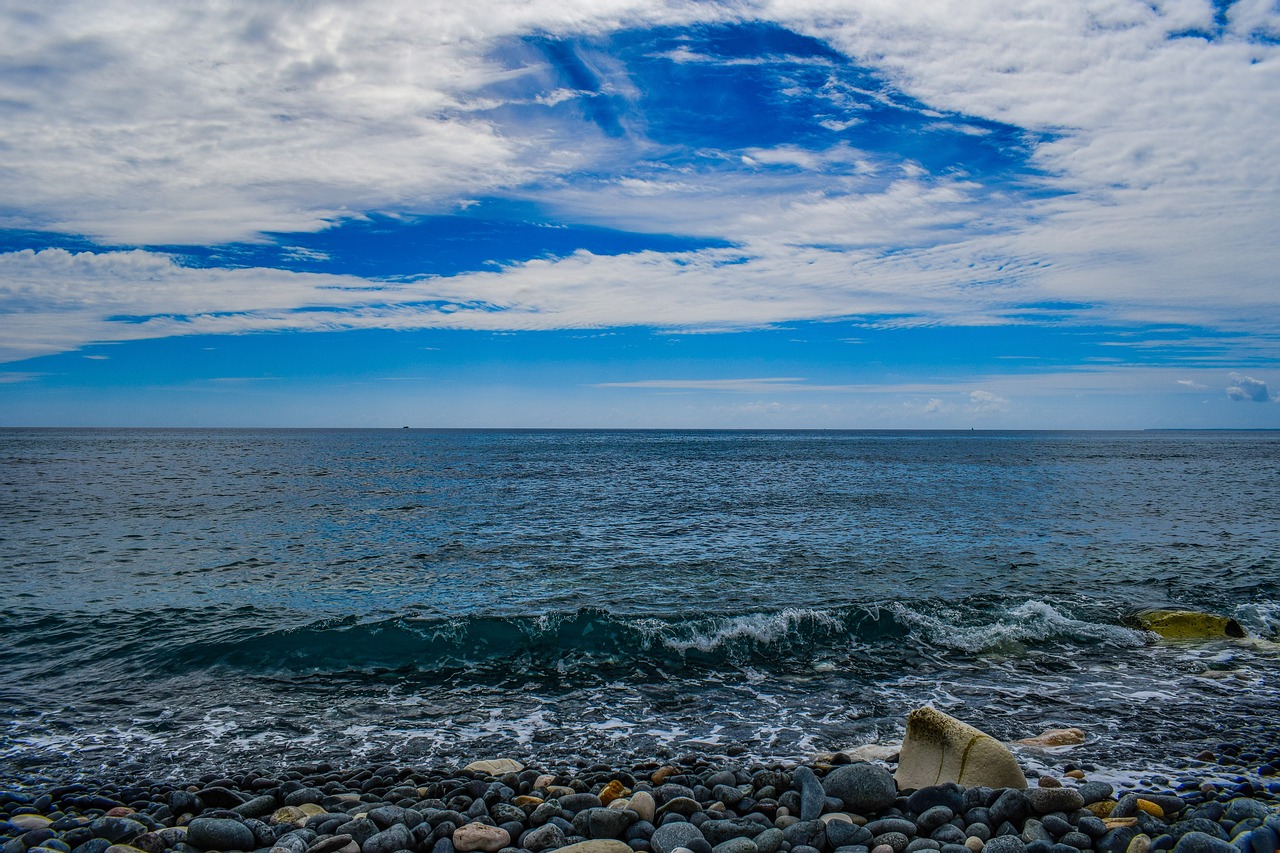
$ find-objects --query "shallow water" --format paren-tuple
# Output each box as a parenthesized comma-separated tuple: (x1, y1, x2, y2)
(1, 429, 1277, 785)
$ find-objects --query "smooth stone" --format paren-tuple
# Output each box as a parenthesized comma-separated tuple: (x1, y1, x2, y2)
(965, 840, 984, 853)
(1077, 785, 1116, 807)
(9, 817, 54, 831)
(453, 824, 510, 853)
(335, 818, 377, 845)
(918, 809, 955, 835)
(652, 824, 707, 853)
(823, 764, 897, 813)
(873, 846, 896, 853)
(906, 841, 940, 853)
(1224, 802, 1271, 824)
(932, 827, 966, 846)
(867, 821, 917, 839)
(1170, 833, 1236, 853)
(712, 840, 758, 853)
(896, 708, 1027, 791)
(985, 839, 1028, 853)
(873, 834, 911, 853)
(1028, 789, 1085, 816)
(553, 842, 634, 853)
(186, 819, 255, 852)
(793, 768, 825, 823)
(630, 793, 657, 824)
(304, 836, 354, 853)
(522, 824, 566, 852)
(909, 786, 967, 817)
(578, 808, 634, 840)
(563, 795, 607, 814)
(754, 829, 785, 853)
(464, 760, 525, 776)
(657, 799, 702, 819)
(89, 820, 148, 846)
(364, 824, 414, 853)
(990, 792, 1030, 829)
(232, 797, 278, 820)
(283, 790, 325, 808)
(828, 823, 875, 848)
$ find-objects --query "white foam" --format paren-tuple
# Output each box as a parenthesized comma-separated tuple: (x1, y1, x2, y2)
(892, 599, 1149, 653)
(657, 608, 845, 653)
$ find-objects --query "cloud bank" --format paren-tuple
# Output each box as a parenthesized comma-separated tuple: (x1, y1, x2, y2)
(0, 0, 1278, 365)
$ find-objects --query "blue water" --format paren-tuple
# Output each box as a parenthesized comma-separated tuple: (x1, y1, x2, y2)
(1, 429, 1277, 785)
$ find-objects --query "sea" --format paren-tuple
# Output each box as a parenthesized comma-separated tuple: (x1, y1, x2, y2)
(1, 429, 1278, 788)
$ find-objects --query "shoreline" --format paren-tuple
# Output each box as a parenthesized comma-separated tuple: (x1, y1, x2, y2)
(3, 749, 1277, 853)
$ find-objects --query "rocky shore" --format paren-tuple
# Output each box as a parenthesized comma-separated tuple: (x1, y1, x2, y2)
(3, 752, 1277, 853)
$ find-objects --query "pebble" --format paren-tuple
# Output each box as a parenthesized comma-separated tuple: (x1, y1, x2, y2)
(1, 751, 1277, 853)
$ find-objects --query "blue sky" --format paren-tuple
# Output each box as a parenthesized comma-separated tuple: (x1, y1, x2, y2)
(1, 1, 1278, 427)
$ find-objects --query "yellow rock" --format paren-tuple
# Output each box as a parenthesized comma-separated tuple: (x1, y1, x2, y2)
(270, 806, 309, 826)
(513, 796, 544, 808)
(1135, 610, 1245, 640)
(298, 803, 326, 817)
(895, 707, 1027, 791)
(1087, 800, 1118, 818)
(1126, 834, 1151, 853)
(598, 780, 629, 805)
(1104, 818, 1139, 830)
(1065, 770, 1087, 780)
(1014, 728, 1087, 747)
(1135, 800, 1164, 819)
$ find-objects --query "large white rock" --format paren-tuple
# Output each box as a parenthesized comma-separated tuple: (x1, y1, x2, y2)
(895, 707, 1027, 791)
(463, 758, 525, 775)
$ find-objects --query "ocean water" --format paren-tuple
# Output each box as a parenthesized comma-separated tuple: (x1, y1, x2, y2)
(1, 428, 1278, 786)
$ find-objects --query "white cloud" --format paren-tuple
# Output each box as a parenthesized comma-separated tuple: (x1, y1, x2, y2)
(967, 389, 1011, 413)
(0, 0, 1278, 364)
(1226, 372, 1274, 402)
(1176, 378, 1209, 390)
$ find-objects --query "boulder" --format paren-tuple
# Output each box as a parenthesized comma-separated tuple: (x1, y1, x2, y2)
(1134, 610, 1244, 640)
(895, 708, 1026, 791)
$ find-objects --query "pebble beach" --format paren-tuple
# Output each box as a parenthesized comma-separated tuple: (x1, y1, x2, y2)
(4, 743, 1279, 853)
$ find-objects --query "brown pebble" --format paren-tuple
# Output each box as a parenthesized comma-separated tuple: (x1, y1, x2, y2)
(105, 807, 136, 817)
(965, 837, 985, 852)
(651, 766, 680, 785)
(1104, 818, 1139, 830)
(599, 780, 628, 805)
(1065, 770, 1086, 780)
(513, 796, 543, 808)
(1038, 777, 1062, 788)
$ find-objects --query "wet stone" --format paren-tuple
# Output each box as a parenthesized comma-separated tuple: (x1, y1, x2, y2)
(186, 819, 254, 852)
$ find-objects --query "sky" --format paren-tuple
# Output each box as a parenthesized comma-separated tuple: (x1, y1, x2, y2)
(1, 0, 1278, 428)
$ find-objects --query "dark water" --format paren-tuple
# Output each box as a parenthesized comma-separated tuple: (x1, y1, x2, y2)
(1, 429, 1278, 786)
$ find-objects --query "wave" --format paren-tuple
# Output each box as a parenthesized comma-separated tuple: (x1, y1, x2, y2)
(0, 597, 1183, 685)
